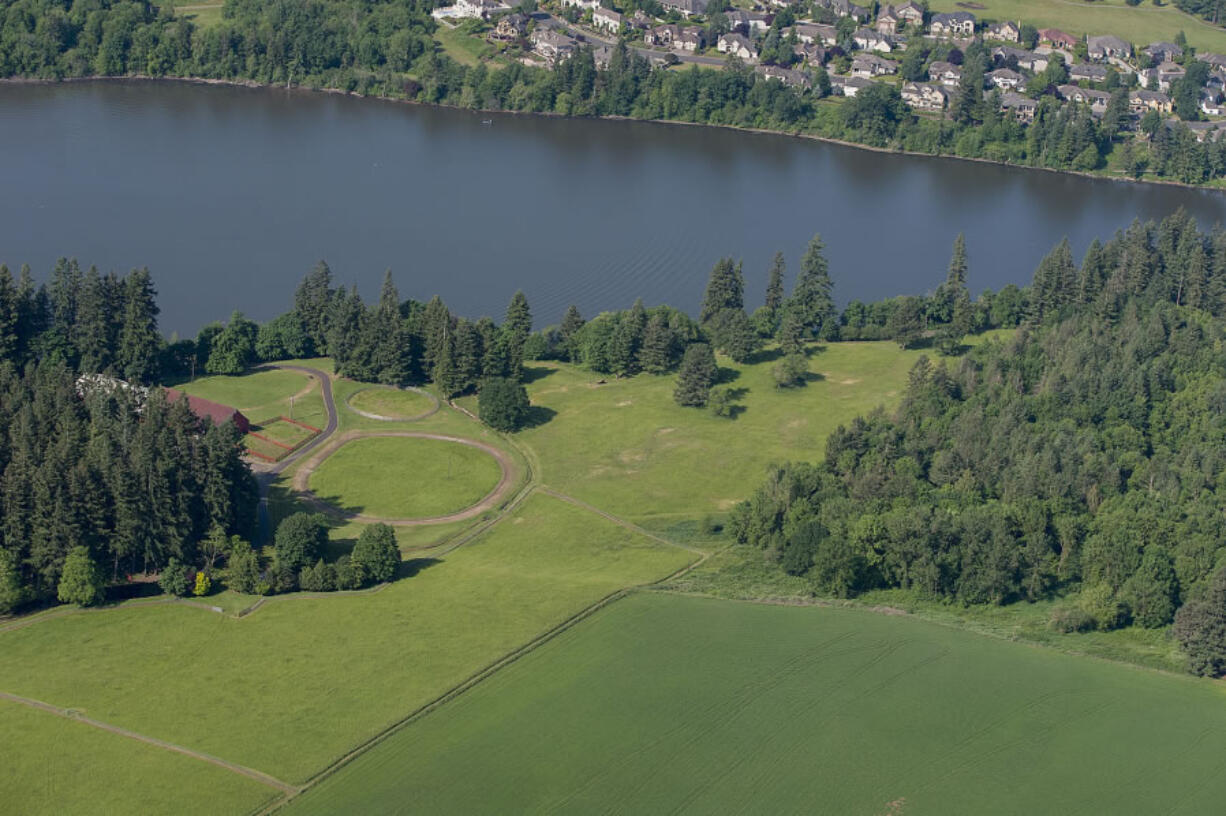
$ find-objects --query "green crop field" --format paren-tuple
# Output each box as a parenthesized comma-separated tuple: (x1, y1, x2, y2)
(0, 700, 275, 816)
(253, 418, 318, 448)
(519, 341, 930, 524)
(286, 591, 1226, 816)
(929, 0, 1226, 54)
(348, 387, 436, 419)
(0, 494, 694, 787)
(308, 436, 504, 518)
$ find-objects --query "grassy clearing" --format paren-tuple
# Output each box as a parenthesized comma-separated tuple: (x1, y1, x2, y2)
(0, 700, 275, 816)
(285, 591, 1226, 816)
(435, 25, 495, 67)
(174, 1, 224, 28)
(348, 387, 436, 419)
(175, 367, 327, 428)
(519, 341, 930, 524)
(929, 0, 1226, 54)
(254, 418, 319, 448)
(0, 493, 694, 783)
(308, 436, 504, 518)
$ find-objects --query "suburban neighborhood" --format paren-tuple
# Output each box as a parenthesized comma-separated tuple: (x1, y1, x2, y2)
(431, 0, 1226, 142)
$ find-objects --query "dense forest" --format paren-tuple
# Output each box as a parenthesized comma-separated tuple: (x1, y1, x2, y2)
(6, 0, 1226, 183)
(731, 210, 1226, 676)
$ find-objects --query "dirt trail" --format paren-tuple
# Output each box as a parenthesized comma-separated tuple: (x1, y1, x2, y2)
(0, 690, 298, 794)
(291, 431, 517, 526)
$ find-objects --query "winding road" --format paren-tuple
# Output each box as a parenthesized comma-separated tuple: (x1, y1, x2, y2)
(253, 366, 516, 537)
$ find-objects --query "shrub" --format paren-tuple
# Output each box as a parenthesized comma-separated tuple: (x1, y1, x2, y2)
(226, 540, 262, 594)
(1078, 583, 1129, 631)
(1049, 606, 1096, 633)
(0, 549, 27, 615)
(192, 571, 212, 597)
(772, 353, 808, 388)
(299, 559, 337, 592)
(274, 512, 329, 572)
(158, 559, 192, 597)
(708, 386, 736, 418)
(479, 377, 531, 432)
(57, 547, 105, 607)
(335, 555, 366, 591)
(351, 524, 401, 585)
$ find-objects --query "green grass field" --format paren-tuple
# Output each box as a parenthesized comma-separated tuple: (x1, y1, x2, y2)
(286, 591, 1226, 815)
(0, 494, 693, 786)
(175, 367, 326, 428)
(254, 417, 319, 447)
(519, 342, 928, 524)
(347, 387, 436, 419)
(930, 0, 1226, 54)
(0, 700, 275, 815)
(307, 436, 504, 518)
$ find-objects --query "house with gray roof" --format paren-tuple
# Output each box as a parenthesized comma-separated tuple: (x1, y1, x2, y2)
(1087, 35, 1133, 61)
(930, 11, 975, 38)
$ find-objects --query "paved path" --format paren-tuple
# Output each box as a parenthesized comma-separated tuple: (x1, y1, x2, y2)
(0, 690, 297, 794)
(291, 431, 517, 526)
(254, 364, 338, 542)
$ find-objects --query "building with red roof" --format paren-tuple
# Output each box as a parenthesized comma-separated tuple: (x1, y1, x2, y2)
(164, 388, 251, 434)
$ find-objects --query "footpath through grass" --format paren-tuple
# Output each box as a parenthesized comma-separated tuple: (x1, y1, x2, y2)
(0, 493, 693, 785)
(286, 591, 1226, 816)
(0, 699, 275, 816)
(929, 0, 1226, 54)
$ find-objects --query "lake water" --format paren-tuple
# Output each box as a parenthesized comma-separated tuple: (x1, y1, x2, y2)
(2, 79, 1225, 335)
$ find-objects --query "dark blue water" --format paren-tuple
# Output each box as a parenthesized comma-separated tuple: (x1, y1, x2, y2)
(2, 79, 1224, 335)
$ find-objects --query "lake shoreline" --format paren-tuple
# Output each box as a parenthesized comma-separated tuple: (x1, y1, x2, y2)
(4, 73, 1223, 195)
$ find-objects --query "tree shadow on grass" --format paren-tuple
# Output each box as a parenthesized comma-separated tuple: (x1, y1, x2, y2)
(520, 405, 557, 430)
(521, 365, 556, 384)
(714, 366, 741, 385)
(400, 557, 442, 579)
(803, 370, 825, 384)
(746, 347, 783, 365)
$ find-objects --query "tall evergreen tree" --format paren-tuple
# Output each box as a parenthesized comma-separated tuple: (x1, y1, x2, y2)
(502, 291, 533, 381)
(419, 296, 452, 375)
(368, 270, 413, 385)
(765, 252, 786, 314)
(293, 261, 334, 355)
(116, 268, 161, 383)
(1031, 239, 1077, 321)
(74, 266, 113, 373)
(790, 234, 836, 339)
(638, 312, 678, 374)
(674, 343, 717, 407)
(700, 258, 745, 324)
(559, 305, 585, 362)
(0, 265, 17, 364)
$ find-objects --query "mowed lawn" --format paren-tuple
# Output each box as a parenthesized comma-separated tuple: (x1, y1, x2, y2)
(308, 436, 504, 518)
(519, 341, 929, 523)
(0, 700, 276, 816)
(929, 0, 1226, 54)
(0, 494, 695, 785)
(286, 592, 1226, 816)
(175, 367, 326, 428)
(348, 387, 436, 419)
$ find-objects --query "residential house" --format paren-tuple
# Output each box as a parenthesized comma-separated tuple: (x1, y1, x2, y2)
(793, 42, 827, 66)
(853, 27, 893, 53)
(852, 54, 898, 78)
(830, 74, 873, 96)
(930, 11, 975, 39)
(1186, 120, 1226, 141)
(1038, 28, 1077, 49)
(726, 10, 771, 35)
(591, 44, 614, 69)
(530, 28, 578, 65)
(928, 60, 962, 87)
(1201, 94, 1225, 117)
(1069, 64, 1108, 83)
(660, 0, 707, 17)
(1087, 35, 1132, 61)
(164, 389, 251, 434)
(560, 0, 600, 9)
(992, 46, 1047, 73)
(816, 0, 869, 22)
(986, 21, 1021, 43)
(1129, 89, 1173, 113)
(792, 23, 837, 46)
(1198, 52, 1226, 70)
(431, 0, 510, 20)
(895, 0, 924, 26)
(490, 12, 528, 40)
(1058, 84, 1111, 116)
(988, 68, 1024, 90)
(755, 64, 813, 88)
(675, 27, 705, 51)
(718, 32, 758, 60)
(901, 81, 949, 110)
(1144, 42, 1183, 64)
(592, 7, 624, 34)
(876, 5, 900, 36)
(1156, 60, 1186, 90)
(1000, 91, 1038, 121)
(644, 24, 679, 46)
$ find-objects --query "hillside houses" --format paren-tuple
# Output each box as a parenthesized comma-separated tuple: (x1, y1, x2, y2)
(852, 54, 898, 78)
(930, 11, 975, 39)
(1039, 28, 1077, 49)
(991, 46, 1048, 73)
(986, 21, 1020, 43)
(755, 64, 812, 88)
(726, 10, 771, 35)
(902, 81, 949, 111)
(1130, 89, 1173, 113)
(592, 7, 624, 34)
(1069, 64, 1108, 84)
(431, 0, 509, 20)
(792, 23, 836, 46)
(1000, 91, 1037, 121)
(988, 68, 1024, 91)
(928, 60, 962, 87)
(659, 0, 707, 17)
(1088, 35, 1132, 61)
(717, 33, 757, 60)
(853, 28, 894, 53)
(1144, 42, 1183, 64)
(814, 0, 869, 21)
(1058, 85, 1111, 116)
(529, 28, 577, 66)
(830, 75, 873, 96)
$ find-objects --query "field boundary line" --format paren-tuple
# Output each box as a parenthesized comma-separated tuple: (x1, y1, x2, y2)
(0, 596, 227, 635)
(537, 486, 708, 556)
(0, 690, 298, 794)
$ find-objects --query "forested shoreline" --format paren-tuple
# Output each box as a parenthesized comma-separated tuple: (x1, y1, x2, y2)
(6, 0, 1226, 186)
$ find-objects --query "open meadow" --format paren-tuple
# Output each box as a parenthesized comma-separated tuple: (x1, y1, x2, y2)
(929, 0, 1226, 54)
(286, 591, 1226, 816)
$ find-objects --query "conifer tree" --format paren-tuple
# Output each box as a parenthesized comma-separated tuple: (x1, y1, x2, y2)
(452, 319, 483, 393)
(700, 258, 745, 324)
(74, 266, 113, 373)
(777, 308, 807, 357)
(502, 291, 533, 381)
(117, 268, 161, 383)
(293, 261, 334, 355)
(0, 265, 17, 364)
(674, 343, 717, 407)
(638, 312, 678, 374)
(791, 234, 836, 339)
(369, 270, 412, 385)
(765, 252, 786, 315)
(420, 296, 452, 375)
(559, 305, 585, 362)
(1077, 239, 1108, 305)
